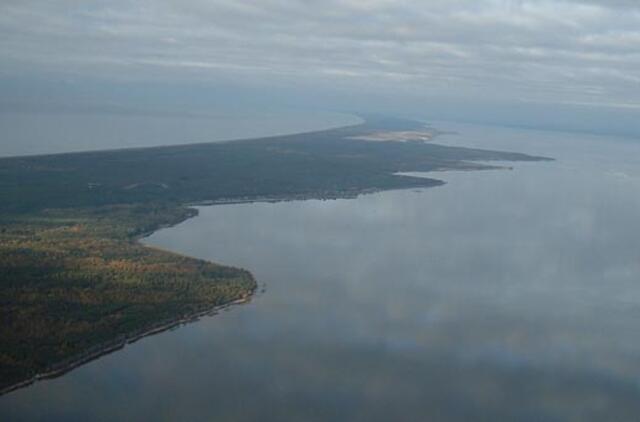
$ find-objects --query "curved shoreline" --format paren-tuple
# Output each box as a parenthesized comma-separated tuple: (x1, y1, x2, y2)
(0, 288, 255, 397)
(0, 183, 438, 398)
(0, 179, 465, 398)
(0, 204, 258, 398)
(0, 117, 550, 398)
(0, 183, 442, 398)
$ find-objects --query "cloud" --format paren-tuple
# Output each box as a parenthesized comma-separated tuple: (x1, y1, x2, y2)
(1, 0, 640, 112)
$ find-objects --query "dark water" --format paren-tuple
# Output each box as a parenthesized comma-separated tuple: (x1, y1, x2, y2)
(0, 110, 359, 157)
(3, 122, 640, 421)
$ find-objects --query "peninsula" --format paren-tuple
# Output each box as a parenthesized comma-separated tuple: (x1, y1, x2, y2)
(0, 116, 550, 394)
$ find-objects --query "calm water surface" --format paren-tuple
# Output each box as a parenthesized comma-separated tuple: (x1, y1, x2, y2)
(0, 109, 359, 157)
(3, 122, 640, 421)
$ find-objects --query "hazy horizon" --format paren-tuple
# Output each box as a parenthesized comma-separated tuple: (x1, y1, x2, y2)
(0, 108, 361, 157)
(3, 1, 640, 143)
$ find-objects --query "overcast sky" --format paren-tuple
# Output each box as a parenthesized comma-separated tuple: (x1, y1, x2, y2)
(2, 0, 640, 135)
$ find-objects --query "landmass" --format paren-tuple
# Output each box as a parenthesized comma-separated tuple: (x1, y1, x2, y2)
(0, 116, 551, 394)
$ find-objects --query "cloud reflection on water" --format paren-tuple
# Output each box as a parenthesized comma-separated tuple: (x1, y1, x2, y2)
(3, 122, 640, 420)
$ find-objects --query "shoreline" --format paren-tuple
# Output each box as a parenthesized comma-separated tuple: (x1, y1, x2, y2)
(0, 117, 550, 397)
(0, 185, 413, 397)
(1, 183, 445, 397)
(0, 291, 255, 397)
(0, 161, 530, 398)
(0, 202, 257, 398)
(187, 183, 446, 208)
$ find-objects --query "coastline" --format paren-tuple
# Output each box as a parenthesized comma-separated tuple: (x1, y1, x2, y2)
(1, 182, 442, 397)
(0, 117, 552, 398)
(0, 203, 257, 398)
(0, 180, 448, 397)
(188, 183, 446, 208)
(0, 292, 255, 397)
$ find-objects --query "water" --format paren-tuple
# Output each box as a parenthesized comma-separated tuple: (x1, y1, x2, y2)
(3, 122, 640, 420)
(0, 109, 359, 157)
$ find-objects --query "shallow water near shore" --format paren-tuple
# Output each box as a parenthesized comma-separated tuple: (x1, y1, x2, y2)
(3, 121, 640, 420)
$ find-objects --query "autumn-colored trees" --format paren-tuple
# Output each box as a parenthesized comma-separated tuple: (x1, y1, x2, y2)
(0, 204, 255, 392)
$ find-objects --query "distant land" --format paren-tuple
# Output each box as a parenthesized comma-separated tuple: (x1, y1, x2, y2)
(0, 116, 551, 394)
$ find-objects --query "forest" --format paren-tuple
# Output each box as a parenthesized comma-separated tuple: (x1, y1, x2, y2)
(0, 204, 255, 392)
(0, 116, 548, 214)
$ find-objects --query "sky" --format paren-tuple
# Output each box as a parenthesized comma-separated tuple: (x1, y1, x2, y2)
(2, 0, 640, 137)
